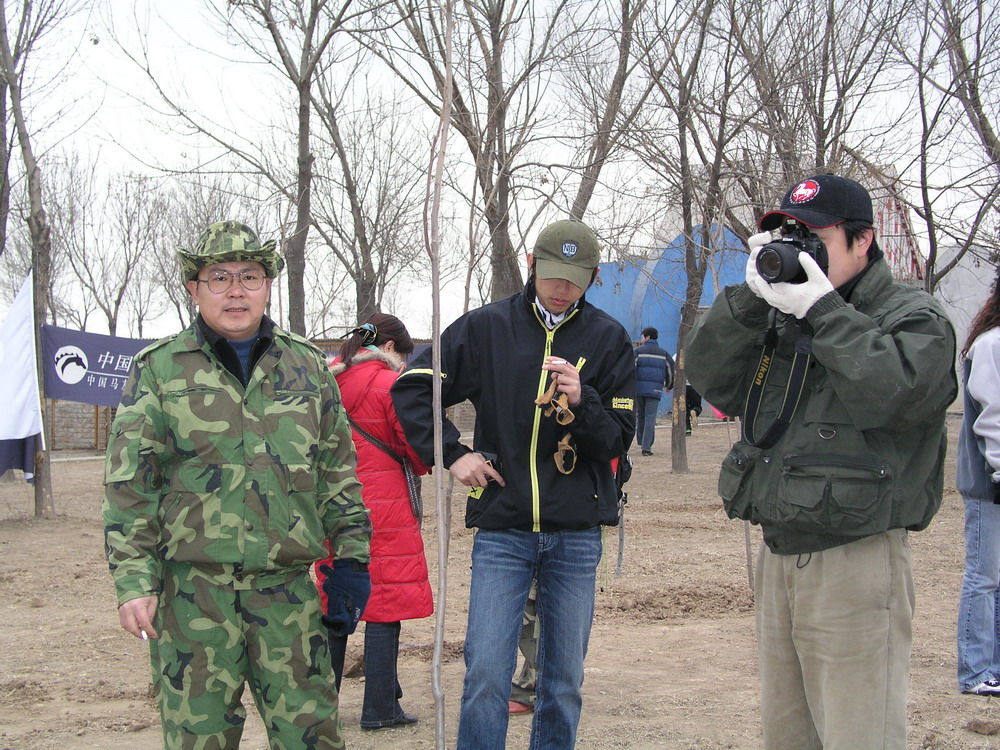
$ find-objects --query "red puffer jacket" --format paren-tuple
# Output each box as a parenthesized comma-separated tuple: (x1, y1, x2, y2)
(315, 350, 433, 623)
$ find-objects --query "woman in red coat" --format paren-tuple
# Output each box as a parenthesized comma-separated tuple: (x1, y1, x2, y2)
(315, 314, 432, 729)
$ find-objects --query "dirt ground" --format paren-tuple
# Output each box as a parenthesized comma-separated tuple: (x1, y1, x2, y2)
(3, 412, 1000, 749)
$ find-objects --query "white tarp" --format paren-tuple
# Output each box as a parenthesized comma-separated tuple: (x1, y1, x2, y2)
(0, 271, 42, 440)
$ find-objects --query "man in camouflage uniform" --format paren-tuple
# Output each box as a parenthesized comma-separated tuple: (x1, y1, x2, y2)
(103, 221, 372, 750)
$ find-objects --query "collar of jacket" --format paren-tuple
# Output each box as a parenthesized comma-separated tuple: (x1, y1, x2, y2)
(330, 347, 404, 377)
(191, 314, 276, 385)
(520, 276, 588, 325)
(837, 252, 891, 310)
(835, 244, 885, 304)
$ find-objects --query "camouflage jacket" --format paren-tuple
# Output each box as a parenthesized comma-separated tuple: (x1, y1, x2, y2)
(103, 316, 370, 606)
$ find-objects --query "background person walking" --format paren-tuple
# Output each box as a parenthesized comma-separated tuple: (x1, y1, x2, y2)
(634, 327, 674, 456)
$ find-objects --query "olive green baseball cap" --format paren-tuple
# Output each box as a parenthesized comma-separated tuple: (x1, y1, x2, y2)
(532, 219, 601, 290)
(177, 220, 284, 282)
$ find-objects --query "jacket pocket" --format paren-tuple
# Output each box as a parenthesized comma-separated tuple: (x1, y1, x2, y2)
(775, 454, 892, 536)
(280, 465, 316, 541)
(465, 481, 502, 528)
(718, 445, 758, 521)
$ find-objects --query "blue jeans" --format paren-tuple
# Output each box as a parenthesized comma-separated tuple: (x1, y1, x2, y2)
(635, 396, 660, 452)
(958, 497, 1000, 691)
(456, 527, 602, 750)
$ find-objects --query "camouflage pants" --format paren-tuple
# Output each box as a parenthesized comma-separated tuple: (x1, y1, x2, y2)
(150, 563, 343, 750)
(509, 579, 538, 706)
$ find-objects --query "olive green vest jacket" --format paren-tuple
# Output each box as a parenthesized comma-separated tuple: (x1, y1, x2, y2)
(687, 259, 957, 555)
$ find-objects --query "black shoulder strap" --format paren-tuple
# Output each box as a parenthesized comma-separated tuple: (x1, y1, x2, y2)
(742, 323, 812, 449)
(346, 413, 404, 466)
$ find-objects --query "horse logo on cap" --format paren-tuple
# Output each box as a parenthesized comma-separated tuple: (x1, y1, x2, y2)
(562, 242, 578, 258)
(790, 180, 820, 204)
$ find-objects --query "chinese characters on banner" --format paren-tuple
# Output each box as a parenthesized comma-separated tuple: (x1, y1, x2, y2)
(41, 325, 152, 408)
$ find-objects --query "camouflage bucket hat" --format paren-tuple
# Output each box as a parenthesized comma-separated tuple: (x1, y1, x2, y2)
(177, 221, 284, 282)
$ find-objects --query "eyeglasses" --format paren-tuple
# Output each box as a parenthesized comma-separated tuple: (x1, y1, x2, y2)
(195, 270, 266, 294)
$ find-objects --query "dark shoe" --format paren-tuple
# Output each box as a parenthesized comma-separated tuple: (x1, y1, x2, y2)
(964, 679, 1000, 696)
(641, 450, 653, 456)
(508, 700, 534, 715)
(361, 712, 419, 730)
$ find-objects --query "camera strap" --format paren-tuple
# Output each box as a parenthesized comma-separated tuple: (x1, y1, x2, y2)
(742, 323, 812, 449)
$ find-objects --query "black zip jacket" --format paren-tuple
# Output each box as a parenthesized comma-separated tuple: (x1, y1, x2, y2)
(391, 281, 637, 532)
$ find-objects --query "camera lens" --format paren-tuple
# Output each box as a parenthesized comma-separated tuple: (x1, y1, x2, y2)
(755, 240, 805, 283)
(756, 248, 784, 282)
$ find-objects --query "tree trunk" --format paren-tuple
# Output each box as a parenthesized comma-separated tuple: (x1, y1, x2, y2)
(286, 81, 312, 335)
(487, 214, 522, 301)
(355, 276, 378, 324)
(0, 9, 55, 516)
(0, 85, 9, 257)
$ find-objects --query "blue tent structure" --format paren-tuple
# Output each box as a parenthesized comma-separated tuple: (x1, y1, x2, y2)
(586, 224, 747, 415)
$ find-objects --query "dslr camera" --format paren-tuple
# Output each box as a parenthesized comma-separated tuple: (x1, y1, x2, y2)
(755, 222, 829, 284)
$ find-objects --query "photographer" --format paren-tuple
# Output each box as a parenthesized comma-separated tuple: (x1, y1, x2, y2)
(687, 174, 957, 749)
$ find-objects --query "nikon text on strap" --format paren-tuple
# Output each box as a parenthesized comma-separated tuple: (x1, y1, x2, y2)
(742, 324, 812, 449)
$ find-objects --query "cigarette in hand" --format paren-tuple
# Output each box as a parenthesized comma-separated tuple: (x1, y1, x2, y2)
(549, 359, 567, 365)
(141, 630, 149, 641)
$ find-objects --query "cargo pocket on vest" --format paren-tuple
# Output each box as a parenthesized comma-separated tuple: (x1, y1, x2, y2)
(776, 454, 892, 536)
(718, 445, 758, 521)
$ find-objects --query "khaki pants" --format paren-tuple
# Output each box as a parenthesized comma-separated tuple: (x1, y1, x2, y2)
(756, 530, 913, 750)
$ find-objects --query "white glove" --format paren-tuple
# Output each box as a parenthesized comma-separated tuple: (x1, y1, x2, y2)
(757, 251, 834, 319)
(745, 231, 772, 298)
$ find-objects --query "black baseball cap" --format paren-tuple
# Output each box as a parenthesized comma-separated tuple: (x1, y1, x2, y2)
(759, 174, 874, 231)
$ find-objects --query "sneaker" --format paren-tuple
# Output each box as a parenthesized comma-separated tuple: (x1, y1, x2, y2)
(964, 679, 1000, 696)
(641, 450, 653, 456)
(685, 429, 692, 436)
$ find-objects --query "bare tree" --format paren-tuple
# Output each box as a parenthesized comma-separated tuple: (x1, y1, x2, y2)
(0, 61, 9, 257)
(364, 0, 596, 301)
(110, 0, 415, 332)
(46, 151, 101, 329)
(309, 81, 429, 324)
(61, 171, 161, 336)
(714, 0, 908, 240)
(222, 0, 394, 334)
(555, 0, 651, 222)
(0, 0, 90, 516)
(617, 0, 906, 470)
(886, 0, 1000, 291)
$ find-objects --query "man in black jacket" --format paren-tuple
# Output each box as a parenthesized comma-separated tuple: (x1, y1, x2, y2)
(392, 219, 636, 750)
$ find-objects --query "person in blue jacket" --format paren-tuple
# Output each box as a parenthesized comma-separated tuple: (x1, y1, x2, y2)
(634, 327, 674, 456)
